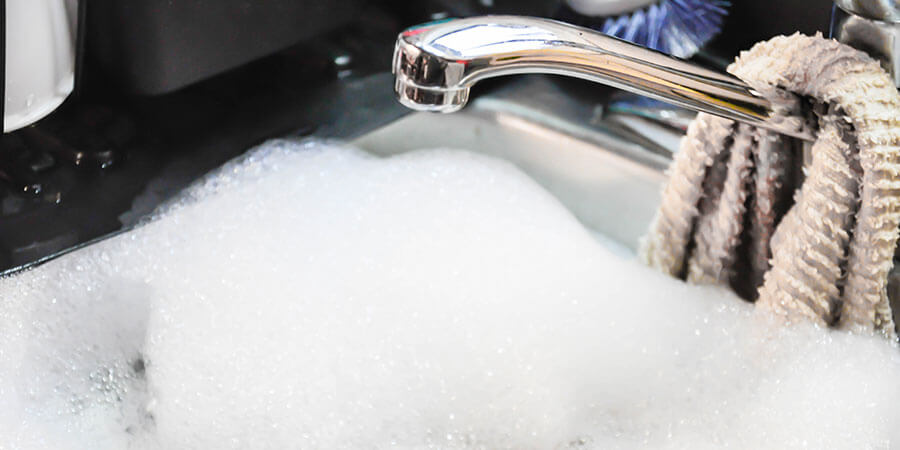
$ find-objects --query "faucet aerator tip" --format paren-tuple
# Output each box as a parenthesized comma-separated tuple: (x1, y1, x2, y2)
(394, 78, 469, 113)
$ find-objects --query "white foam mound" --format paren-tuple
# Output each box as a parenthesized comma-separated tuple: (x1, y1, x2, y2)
(2, 140, 900, 449)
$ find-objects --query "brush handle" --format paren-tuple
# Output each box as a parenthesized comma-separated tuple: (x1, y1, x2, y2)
(565, 0, 659, 16)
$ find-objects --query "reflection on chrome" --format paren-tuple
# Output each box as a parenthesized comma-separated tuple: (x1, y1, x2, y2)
(392, 16, 816, 142)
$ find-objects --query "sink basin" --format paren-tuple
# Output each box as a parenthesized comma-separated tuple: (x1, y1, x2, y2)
(0, 73, 717, 449)
(353, 77, 670, 251)
(0, 73, 674, 277)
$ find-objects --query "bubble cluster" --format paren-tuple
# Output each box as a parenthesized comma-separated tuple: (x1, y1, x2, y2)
(1, 140, 899, 449)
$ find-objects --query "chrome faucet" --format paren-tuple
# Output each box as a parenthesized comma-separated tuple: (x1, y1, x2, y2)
(392, 16, 816, 142)
(832, 1, 900, 87)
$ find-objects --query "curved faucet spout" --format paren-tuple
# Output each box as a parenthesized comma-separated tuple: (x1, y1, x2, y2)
(392, 16, 815, 142)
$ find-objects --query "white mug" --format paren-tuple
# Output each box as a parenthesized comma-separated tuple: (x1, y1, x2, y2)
(4, 0, 77, 132)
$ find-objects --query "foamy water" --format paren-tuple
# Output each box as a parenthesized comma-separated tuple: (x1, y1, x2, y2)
(2, 140, 900, 449)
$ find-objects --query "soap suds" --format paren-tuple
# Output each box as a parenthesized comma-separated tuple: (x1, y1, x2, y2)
(2, 140, 900, 449)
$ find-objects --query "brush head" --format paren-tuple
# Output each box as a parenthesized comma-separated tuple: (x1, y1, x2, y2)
(559, 0, 730, 58)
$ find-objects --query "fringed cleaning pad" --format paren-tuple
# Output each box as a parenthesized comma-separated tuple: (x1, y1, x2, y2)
(641, 33, 900, 339)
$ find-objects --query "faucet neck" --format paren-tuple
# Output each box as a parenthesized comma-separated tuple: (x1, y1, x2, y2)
(393, 16, 815, 141)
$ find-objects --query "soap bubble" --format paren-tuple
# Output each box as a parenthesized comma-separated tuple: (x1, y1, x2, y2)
(1, 139, 899, 449)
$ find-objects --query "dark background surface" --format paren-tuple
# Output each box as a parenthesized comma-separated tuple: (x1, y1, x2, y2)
(712, 0, 835, 56)
(85, 0, 839, 95)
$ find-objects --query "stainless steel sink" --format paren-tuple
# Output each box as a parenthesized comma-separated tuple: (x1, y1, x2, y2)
(353, 76, 671, 251)
(1, 74, 676, 275)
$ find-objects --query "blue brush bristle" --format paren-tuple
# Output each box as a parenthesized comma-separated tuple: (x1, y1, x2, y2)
(598, 0, 730, 58)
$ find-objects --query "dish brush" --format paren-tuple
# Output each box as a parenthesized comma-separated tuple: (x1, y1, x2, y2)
(557, 0, 730, 58)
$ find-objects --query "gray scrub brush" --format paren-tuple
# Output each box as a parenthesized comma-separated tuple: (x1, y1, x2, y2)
(556, 0, 730, 58)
